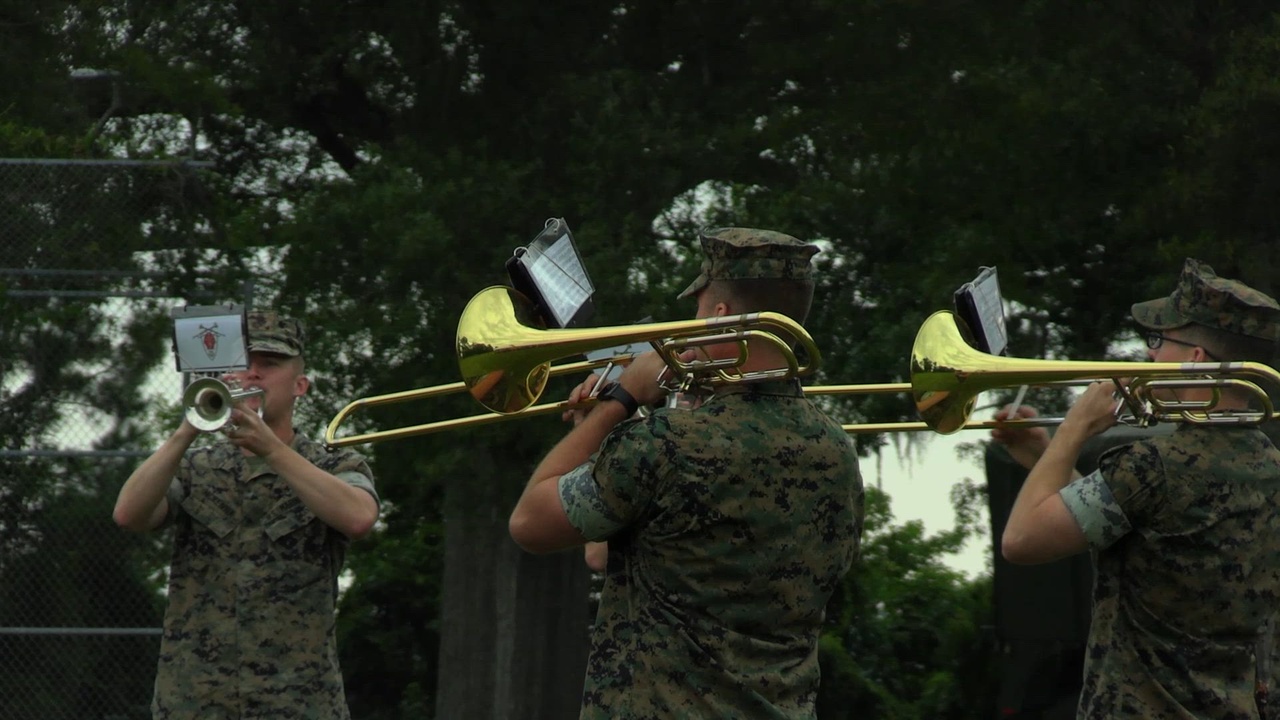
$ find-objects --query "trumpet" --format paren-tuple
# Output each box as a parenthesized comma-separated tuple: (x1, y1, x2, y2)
(324, 286, 820, 448)
(835, 310, 1280, 434)
(182, 377, 263, 432)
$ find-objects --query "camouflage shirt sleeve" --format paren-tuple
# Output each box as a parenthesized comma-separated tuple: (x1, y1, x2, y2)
(1096, 440, 1167, 526)
(296, 437, 379, 507)
(1059, 469, 1133, 549)
(557, 418, 665, 541)
(161, 448, 201, 526)
(337, 470, 378, 506)
(1060, 441, 1166, 549)
(558, 460, 625, 541)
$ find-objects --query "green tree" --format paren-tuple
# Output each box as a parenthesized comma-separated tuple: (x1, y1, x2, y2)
(818, 481, 996, 720)
(12, 1, 1280, 717)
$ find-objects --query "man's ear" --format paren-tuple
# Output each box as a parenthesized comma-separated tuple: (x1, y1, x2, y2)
(294, 374, 311, 398)
(714, 301, 731, 317)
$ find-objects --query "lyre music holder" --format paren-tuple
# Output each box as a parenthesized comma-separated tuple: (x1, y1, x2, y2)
(170, 304, 251, 374)
(953, 266, 1009, 357)
(504, 217, 596, 329)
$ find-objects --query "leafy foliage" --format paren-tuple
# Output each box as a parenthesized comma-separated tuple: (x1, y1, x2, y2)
(819, 485, 996, 719)
(6, 1, 1280, 717)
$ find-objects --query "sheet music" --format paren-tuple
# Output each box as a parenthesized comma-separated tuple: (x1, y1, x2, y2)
(972, 277, 1007, 356)
(956, 267, 1008, 356)
(525, 231, 593, 327)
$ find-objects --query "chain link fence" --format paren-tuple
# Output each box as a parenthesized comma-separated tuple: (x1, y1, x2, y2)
(0, 158, 249, 719)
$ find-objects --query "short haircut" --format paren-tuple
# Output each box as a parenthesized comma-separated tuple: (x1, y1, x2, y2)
(1180, 323, 1280, 408)
(1180, 324, 1276, 364)
(702, 277, 815, 325)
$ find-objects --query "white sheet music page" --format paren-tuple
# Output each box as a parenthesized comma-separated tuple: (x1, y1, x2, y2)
(526, 231, 593, 327)
(968, 268, 1008, 357)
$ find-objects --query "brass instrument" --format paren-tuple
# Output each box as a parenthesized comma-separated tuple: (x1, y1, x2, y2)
(325, 300, 1279, 447)
(324, 286, 820, 448)
(182, 377, 263, 432)
(836, 310, 1280, 434)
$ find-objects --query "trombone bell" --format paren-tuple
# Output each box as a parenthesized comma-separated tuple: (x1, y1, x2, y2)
(456, 287, 555, 414)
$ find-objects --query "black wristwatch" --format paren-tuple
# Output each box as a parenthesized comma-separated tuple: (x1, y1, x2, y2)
(597, 381, 640, 417)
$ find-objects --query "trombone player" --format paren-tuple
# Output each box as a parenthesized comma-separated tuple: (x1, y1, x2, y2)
(508, 228, 865, 718)
(996, 258, 1280, 719)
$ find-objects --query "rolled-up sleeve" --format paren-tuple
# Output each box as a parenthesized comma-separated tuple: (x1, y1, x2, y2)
(1059, 469, 1133, 550)
(558, 461, 628, 541)
(558, 419, 663, 541)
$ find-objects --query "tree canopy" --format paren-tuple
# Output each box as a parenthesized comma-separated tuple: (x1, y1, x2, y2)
(4, 1, 1280, 717)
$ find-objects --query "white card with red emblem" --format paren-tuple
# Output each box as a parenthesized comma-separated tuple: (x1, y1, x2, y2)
(170, 305, 250, 373)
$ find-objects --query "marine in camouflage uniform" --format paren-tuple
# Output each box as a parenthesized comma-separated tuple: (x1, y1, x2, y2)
(510, 228, 865, 719)
(999, 259, 1280, 719)
(114, 312, 379, 720)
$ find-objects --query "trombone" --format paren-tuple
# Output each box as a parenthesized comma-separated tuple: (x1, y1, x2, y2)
(324, 286, 821, 448)
(835, 310, 1280, 434)
(325, 298, 1280, 447)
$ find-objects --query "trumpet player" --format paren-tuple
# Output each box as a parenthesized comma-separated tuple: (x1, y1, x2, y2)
(113, 311, 379, 720)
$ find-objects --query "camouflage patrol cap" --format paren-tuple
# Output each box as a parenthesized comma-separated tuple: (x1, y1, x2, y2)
(246, 311, 306, 357)
(1131, 258, 1280, 340)
(676, 227, 819, 299)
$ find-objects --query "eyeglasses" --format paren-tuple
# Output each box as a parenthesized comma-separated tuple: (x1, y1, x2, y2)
(1144, 331, 1217, 360)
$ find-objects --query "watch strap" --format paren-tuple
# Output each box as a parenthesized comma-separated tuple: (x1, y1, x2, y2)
(598, 381, 640, 417)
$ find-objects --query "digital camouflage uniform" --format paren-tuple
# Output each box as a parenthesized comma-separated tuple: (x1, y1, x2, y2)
(1057, 259, 1280, 719)
(152, 312, 378, 720)
(560, 228, 866, 719)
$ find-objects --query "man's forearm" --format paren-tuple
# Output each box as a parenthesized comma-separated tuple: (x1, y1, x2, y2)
(114, 426, 197, 531)
(1006, 424, 1088, 531)
(264, 445, 378, 540)
(508, 400, 630, 552)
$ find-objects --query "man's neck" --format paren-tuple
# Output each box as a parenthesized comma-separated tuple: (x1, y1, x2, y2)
(1175, 387, 1252, 413)
(738, 341, 798, 376)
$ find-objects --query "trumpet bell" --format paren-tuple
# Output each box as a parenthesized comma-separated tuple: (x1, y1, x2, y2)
(181, 377, 264, 432)
(182, 377, 235, 432)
